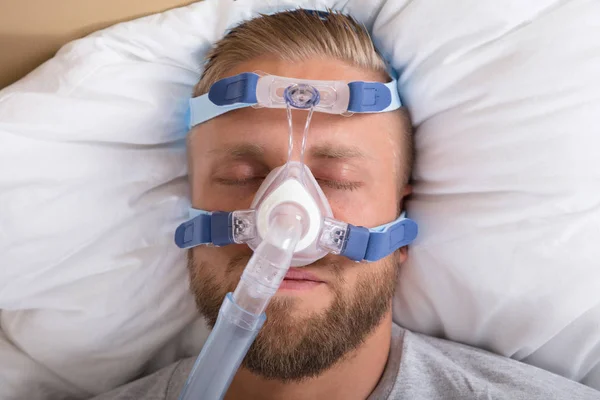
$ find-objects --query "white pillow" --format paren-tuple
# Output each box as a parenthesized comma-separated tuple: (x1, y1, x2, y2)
(0, 1, 382, 399)
(1, 0, 598, 399)
(378, 0, 600, 389)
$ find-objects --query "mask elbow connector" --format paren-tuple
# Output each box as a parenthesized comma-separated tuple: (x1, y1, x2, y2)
(233, 203, 305, 315)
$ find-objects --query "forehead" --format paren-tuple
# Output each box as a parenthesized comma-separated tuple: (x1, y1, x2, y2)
(229, 55, 388, 83)
(189, 56, 401, 158)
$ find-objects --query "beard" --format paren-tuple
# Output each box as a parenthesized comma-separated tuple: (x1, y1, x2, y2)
(188, 250, 398, 383)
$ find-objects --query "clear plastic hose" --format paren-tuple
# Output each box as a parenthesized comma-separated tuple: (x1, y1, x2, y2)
(178, 204, 304, 400)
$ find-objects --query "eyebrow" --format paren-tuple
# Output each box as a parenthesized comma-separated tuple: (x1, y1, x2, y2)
(209, 143, 266, 159)
(309, 144, 369, 160)
(208, 142, 369, 161)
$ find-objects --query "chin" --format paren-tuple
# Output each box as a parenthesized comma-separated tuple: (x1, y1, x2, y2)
(271, 285, 332, 312)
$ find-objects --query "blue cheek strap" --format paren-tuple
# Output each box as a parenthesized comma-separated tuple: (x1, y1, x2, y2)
(175, 209, 417, 263)
(340, 214, 418, 262)
(174, 210, 235, 249)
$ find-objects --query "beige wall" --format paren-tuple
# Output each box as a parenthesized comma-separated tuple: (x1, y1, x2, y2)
(0, 0, 197, 89)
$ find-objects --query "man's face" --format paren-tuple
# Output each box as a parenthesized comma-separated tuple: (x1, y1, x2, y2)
(187, 56, 408, 381)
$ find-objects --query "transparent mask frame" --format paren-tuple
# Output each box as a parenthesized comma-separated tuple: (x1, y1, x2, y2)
(230, 206, 351, 267)
(231, 78, 355, 266)
(251, 71, 355, 117)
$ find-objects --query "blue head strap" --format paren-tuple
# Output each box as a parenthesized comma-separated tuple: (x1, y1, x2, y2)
(188, 72, 402, 129)
(175, 209, 417, 263)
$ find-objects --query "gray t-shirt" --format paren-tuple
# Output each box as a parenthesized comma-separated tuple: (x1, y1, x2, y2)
(91, 324, 599, 400)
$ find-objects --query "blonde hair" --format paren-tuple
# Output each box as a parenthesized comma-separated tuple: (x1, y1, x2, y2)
(194, 9, 388, 96)
(193, 9, 413, 187)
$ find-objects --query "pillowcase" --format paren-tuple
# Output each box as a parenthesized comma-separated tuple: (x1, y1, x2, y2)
(377, 0, 600, 389)
(0, 1, 381, 398)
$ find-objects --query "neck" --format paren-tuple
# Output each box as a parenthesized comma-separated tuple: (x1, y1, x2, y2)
(225, 312, 393, 400)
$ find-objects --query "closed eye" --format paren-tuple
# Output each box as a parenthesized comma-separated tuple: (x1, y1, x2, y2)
(214, 177, 362, 191)
(214, 177, 264, 186)
(317, 179, 363, 191)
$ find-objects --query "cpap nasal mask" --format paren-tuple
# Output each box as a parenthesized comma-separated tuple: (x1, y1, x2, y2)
(175, 71, 418, 266)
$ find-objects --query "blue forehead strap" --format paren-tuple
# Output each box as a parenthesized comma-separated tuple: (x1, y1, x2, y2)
(188, 72, 402, 129)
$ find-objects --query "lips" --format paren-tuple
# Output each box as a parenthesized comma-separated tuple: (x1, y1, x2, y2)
(280, 269, 324, 291)
(283, 269, 323, 282)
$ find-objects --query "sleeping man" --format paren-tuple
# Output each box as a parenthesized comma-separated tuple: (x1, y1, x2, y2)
(93, 10, 599, 400)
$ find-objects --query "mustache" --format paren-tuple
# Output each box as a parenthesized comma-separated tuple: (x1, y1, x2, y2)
(227, 249, 344, 280)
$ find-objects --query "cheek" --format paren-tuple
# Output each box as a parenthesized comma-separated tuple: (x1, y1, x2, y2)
(191, 247, 223, 281)
(191, 244, 251, 282)
(334, 258, 391, 297)
(328, 182, 399, 228)
(197, 187, 256, 212)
